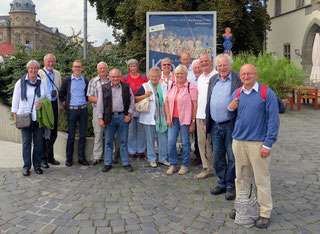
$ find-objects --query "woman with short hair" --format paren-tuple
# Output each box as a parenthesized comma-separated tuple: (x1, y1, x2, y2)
(135, 67, 170, 168)
(160, 57, 175, 85)
(11, 60, 50, 176)
(165, 65, 198, 175)
(121, 59, 148, 157)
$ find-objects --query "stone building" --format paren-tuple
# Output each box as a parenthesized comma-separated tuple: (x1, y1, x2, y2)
(266, 0, 320, 74)
(0, 0, 66, 51)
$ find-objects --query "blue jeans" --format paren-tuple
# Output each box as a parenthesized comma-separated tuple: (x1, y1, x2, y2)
(21, 121, 43, 170)
(66, 108, 88, 162)
(128, 117, 146, 154)
(168, 117, 190, 167)
(210, 120, 235, 189)
(143, 124, 168, 163)
(104, 114, 130, 166)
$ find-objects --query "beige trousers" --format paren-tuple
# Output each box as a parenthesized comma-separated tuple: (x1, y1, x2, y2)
(232, 139, 272, 218)
(196, 119, 213, 172)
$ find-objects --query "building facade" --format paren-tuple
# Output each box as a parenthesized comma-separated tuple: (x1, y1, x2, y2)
(266, 0, 320, 74)
(0, 0, 66, 51)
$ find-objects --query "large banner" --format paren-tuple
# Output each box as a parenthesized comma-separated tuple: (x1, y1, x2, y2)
(146, 12, 216, 73)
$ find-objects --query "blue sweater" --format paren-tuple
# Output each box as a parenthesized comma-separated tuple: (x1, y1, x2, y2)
(228, 84, 280, 148)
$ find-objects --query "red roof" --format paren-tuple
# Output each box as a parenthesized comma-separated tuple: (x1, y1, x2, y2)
(0, 42, 17, 56)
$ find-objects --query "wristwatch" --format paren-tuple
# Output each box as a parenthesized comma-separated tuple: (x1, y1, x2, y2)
(191, 120, 195, 123)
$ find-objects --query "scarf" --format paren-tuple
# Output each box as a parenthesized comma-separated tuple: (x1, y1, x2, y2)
(148, 81, 167, 133)
(20, 74, 41, 101)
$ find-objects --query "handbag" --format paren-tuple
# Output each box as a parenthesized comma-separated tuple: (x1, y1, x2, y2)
(135, 83, 151, 113)
(16, 93, 36, 129)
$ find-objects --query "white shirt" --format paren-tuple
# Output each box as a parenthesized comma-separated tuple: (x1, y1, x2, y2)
(138, 82, 167, 125)
(11, 75, 50, 121)
(196, 69, 218, 119)
(242, 82, 259, 95)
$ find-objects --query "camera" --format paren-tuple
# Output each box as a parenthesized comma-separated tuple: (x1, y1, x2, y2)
(51, 90, 57, 98)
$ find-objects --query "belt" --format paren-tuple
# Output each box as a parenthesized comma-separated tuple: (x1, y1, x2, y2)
(113, 111, 124, 115)
(215, 120, 232, 125)
(69, 104, 87, 110)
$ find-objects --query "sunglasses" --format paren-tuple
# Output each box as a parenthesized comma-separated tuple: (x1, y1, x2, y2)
(162, 64, 171, 66)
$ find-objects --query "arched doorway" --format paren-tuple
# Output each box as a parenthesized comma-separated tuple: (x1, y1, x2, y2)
(302, 20, 320, 75)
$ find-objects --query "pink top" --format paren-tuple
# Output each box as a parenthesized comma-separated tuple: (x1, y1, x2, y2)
(166, 80, 198, 125)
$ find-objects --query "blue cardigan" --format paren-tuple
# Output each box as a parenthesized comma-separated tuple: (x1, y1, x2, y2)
(228, 83, 280, 148)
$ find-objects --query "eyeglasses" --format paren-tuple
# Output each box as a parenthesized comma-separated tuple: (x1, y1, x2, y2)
(240, 72, 257, 77)
(110, 75, 121, 78)
(162, 64, 171, 66)
(73, 66, 82, 69)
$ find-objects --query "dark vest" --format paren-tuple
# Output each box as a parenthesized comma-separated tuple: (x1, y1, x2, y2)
(102, 81, 131, 125)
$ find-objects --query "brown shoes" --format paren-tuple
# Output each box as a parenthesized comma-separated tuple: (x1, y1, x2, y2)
(195, 169, 213, 179)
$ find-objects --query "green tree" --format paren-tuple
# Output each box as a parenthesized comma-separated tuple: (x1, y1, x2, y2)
(89, 0, 270, 69)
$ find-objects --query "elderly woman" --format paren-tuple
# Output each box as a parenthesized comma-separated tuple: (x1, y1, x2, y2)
(121, 59, 148, 157)
(160, 57, 175, 85)
(135, 67, 170, 168)
(11, 60, 50, 176)
(165, 65, 198, 175)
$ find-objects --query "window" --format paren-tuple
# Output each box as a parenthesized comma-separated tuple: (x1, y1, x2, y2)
(25, 36, 30, 45)
(15, 33, 21, 44)
(296, 0, 305, 8)
(275, 0, 281, 16)
(0, 33, 3, 43)
(284, 44, 291, 59)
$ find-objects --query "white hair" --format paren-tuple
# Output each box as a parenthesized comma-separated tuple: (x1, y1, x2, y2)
(26, 60, 40, 69)
(97, 61, 108, 69)
(216, 54, 233, 65)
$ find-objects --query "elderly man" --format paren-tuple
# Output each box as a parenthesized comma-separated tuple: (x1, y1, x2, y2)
(59, 60, 89, 167)
(180, 52, 194, 79)
(188, 59, 202, 166)
(194, 53, 218, 179)
(87, 62, 108, 165)
(228, 64, 280, 228)
(96, 69, 135, 173)
(38, 54, 62, 168)
(205, 54, 242, 199)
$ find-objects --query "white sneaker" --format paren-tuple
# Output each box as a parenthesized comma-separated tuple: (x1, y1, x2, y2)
(149, 162, 157, 168)
(178, 166, 189, 175)
(160, 161, 170, 167)
(166, 166, 176, 175)
(195, 169, 213, 179)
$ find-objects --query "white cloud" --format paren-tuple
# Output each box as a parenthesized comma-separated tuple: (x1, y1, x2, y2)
(0, 0, 114, 46)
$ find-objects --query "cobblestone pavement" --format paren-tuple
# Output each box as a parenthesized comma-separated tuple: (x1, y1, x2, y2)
(0, 106, 320, 233)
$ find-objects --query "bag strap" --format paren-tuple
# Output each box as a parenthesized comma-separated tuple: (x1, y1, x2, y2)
(42, 69, 59, 92)
(30, 89, 36, 113)
(261, 85, 267, 101)
(124, 74, 128, 82)
(235, 86, 243, 98)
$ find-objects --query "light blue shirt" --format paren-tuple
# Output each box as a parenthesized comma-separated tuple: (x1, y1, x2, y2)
(210, 72, 232, 123)
(70, 74, 87, 106)
(44, 67, 57, 101)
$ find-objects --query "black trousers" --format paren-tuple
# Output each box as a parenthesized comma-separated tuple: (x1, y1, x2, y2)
(42, 99, 58, 162)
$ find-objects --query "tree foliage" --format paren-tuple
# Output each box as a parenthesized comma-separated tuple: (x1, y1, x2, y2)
(89, 0, 270, 69)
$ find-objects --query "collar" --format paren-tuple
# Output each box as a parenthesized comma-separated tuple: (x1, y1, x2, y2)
(161, 71, 172, 79)
(242, 82, 259, 93)
(97, 75, 108, 82)
(111, 82, 121, 88)
(71, 74, 84, 80)
(218, 72, 232, 81)
(44, 67, 53, 74)
(25, 74, 41, 81)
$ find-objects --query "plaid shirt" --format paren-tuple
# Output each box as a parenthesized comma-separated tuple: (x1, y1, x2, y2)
(87, 75, 108, 107)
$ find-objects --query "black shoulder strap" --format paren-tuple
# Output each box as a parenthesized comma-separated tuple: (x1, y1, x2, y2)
(42, 69, 59, 92)
(188, 82, 190, 93)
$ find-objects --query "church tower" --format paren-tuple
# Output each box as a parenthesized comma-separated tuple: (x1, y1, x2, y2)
(9, 0, 36, 47)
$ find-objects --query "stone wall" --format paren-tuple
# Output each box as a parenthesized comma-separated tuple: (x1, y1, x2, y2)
(0, 103, 95, 162)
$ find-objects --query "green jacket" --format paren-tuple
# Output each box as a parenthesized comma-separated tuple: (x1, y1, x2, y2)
(37, 98, 54, 129)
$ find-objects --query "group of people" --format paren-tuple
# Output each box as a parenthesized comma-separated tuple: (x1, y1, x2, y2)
(11, 51, 280, 228)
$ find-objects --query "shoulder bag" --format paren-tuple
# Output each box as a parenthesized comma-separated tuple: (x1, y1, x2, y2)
(16, 93, 36, 129)
(135, 83, 151, 113)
